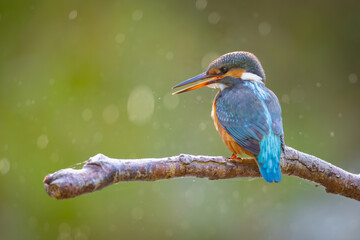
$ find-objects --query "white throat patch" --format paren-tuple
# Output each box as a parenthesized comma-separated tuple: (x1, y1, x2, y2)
(241, 72, 263, 84)
(207, 83, 228, 91)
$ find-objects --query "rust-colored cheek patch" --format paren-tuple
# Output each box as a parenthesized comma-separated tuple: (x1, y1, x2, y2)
(225, 68, 246, 78)
(208, 68, 220, 75)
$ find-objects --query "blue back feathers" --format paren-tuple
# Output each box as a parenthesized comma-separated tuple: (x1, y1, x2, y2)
(257, 129, 282, 183)
(216, 81, 284, 183)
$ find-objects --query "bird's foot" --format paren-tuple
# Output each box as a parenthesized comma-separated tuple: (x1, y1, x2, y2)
(229, 154, 242, 160)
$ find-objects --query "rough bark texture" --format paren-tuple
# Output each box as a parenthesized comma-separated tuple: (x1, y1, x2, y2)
(43, 146, 360, 201)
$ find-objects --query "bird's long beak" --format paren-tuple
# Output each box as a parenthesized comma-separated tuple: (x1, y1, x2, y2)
(172, 72, 223, 95)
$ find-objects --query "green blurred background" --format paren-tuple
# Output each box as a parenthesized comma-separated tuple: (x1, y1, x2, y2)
(1, 0, 360, 239)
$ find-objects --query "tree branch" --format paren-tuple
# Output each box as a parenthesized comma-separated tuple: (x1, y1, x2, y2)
(43, 146, 360, 201)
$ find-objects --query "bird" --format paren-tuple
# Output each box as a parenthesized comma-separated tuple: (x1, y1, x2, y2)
(172, 51, 285, 183)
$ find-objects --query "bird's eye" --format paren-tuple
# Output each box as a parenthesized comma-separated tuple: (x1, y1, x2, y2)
(220, 67, 228, 74)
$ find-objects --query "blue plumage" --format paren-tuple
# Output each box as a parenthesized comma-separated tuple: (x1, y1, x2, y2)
(172, 51, 285, 183)
(257, 130, 282, 183)
(216, 81, 284, 183)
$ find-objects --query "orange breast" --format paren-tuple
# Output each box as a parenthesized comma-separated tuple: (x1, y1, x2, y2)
(211, 96, 254, 157)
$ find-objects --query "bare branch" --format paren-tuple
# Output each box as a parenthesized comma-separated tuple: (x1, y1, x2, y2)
(43, 146, 360, 201)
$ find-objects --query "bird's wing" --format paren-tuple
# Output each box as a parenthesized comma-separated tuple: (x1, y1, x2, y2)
(215, 87, 270, 155)
(264, 89, 285, 152)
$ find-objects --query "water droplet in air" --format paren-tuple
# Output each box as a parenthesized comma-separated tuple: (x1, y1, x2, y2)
(127, 86, 155, 125)
(132, 10, 143, 21)
(258, 22, 271, 36)
(165, 51, 174, 60)
(37, 135, 49, 149)
(208, 12, 221, 24)
(0, 158, 10, 175)
(68, 10, 78, 20)
(195, 0, 207, 10)
(349, 73, 358, 84)
(199, 122, 207, 130)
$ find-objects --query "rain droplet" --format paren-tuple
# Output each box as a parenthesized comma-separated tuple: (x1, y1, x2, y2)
(127, 86, 155, 125)
(0, 158, 10, 175)
(195, 0, 207, 10)
(330, 131, 335, 137)
(103, 105, 119, 124)
(132, 10, 143, 21)
(349, 73, 358, 84)
(208, 12, 221, 24)
(316, 82, 321, 87)
(68, 10, 78, 20)
(37, 134, 48, 149)
(258, 22, 271, 36)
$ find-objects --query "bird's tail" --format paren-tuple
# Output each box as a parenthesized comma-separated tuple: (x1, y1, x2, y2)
(256, 130, 282, 183)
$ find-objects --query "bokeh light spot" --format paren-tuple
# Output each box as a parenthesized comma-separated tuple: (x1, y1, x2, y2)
(195, 0, 207, 10)
(132, 10, 143, 21)
(199, 122, 207, 131)
(37, 134, 49, 149)
(68, 10, 78, 20)
(127, 86, 155, 125)
(115, 33, 126, 44)
(103, 105, 119, 124)
(208, 12, 221, 24)
(82, 108, 93, 121)
(165, 51, 174, 60)
(258, 22, 271, 36)
(349, 73, 358, 84)
(0, 158, 10, 175)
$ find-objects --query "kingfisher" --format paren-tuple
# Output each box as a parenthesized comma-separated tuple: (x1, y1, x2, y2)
(172, 51, 285, 183)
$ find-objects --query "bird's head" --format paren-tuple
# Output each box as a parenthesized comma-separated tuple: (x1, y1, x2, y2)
(172, 51, 265, 95)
